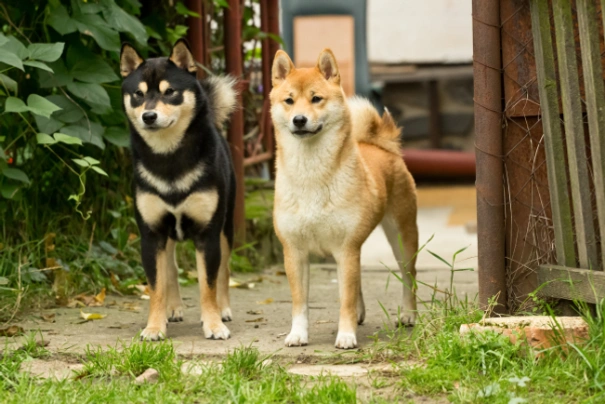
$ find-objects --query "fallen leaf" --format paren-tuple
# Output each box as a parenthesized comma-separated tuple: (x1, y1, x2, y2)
(67, 299, 86, 308)
(256, 298, 274, 305)
(80, 310, 107, 321)
(275, 270, 287, 276)
(94, 288, 106, 304)
(245, 317, 265, 323)
(120, 302, 141, 312)
(315, 320, 334, 324)
(106, 300, 118, 307)
(135, 368, 159, 384)
(276, 332, 288, 338)
(110, 272, 120, 289)
(140, 295, 150, 300)
(41, 313, 56, 323)
(229, 278, 256, 289)
(246, 310, 263, 315)
(0, 325, 24, 337)
(108, 324, 129, 329)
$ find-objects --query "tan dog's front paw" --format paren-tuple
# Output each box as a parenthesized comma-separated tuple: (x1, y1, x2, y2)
(335, 331, 357, 349)
(203, 321, 231, 340)
(397, 310, 416, 327)
(284, 329, 308, 347)
(140, 326, 166, 341)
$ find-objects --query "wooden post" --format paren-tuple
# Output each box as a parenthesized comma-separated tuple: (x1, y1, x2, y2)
(552, 0, 597, 269)
(578, 0, 605, 266)
(224, 0, 246, 244)
(529, 0, 576, 267)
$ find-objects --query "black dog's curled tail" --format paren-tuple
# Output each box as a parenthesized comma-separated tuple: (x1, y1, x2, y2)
(202, 75, 238, 131)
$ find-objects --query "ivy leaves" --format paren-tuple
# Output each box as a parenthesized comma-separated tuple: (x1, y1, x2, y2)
(0, 34, 65, 73)
(47, 0, 148, 52)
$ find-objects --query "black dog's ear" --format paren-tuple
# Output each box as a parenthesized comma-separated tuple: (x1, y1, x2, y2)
(169, 39, 197, 74)
(120, 43, 144, 78)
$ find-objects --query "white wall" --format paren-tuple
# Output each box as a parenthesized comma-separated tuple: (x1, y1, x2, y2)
(368, 0, 473, 64)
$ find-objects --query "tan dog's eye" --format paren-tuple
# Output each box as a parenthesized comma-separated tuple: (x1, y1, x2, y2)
(165, 88, 175, 96)
(285, 98, 294, 105)
(135, 90, 144, 97)
(311, 96, 322, 103)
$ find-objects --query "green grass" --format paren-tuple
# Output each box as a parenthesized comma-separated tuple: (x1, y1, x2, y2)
(0, 342, 358, 403)
(357, 247, 605, 403)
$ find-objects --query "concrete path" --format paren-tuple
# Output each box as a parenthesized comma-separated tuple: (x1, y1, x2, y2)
(6, 186, 478, 359)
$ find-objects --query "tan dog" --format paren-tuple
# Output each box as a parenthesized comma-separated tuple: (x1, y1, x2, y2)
(270, 49, 419, 349)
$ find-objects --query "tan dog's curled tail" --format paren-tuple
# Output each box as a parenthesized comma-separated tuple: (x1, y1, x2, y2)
(347, 96, 401, 155)
(203, 75, 238, 131)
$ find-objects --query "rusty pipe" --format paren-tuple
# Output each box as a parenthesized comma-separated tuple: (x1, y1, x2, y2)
(472, 0, 507, 313)
(402, 149, 475, 179)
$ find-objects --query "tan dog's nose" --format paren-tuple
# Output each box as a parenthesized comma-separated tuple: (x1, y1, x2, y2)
(293, 115, 307, 128)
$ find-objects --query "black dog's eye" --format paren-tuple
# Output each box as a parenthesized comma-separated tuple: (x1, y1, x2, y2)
(285, 98, 294, 105)
(311, 96, 323, 103)
(134, 90, 144, 97)
(165, 88, 175, 96)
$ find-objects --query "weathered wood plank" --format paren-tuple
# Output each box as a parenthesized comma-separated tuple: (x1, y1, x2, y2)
(530, 0, 577, 267)
(579, 0, 605, 266)
(538, 265, 605, 303)
(552, 0, 598, 269)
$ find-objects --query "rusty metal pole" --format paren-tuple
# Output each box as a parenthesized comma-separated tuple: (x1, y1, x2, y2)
(186, 0, 207, 79)
(224, 0, 246, 244)
(473, 0, 507, 313)
(259, 0, 280, 176)
(260, 0, 274, 171)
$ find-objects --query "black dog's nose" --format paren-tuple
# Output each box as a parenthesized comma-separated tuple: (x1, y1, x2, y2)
(292, 115, 307, 128)
(142, 111, 157, 125)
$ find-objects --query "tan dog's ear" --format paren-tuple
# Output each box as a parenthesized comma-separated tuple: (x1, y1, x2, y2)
(170, 39, 197, 73)
(272, 50, 294, 87)
(120, 44, 143, 78)
(316, 49, 340, 85)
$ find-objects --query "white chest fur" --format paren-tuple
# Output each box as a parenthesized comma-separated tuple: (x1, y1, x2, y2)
(136, 189, 218, 240)
(274, 140, 365, 256)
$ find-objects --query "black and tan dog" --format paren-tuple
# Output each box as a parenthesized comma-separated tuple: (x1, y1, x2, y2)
(120, 40, 237, 341)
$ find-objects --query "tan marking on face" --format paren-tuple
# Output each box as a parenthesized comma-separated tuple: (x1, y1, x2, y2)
(138, 82, 148, 94)
(124, 90, 196, 154)
(159, 80, 171, 93)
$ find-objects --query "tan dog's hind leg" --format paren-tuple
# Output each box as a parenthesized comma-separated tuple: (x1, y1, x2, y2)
(197, 248, 231, 340)
(141, 248, 169, 341)
(217, 233, 232, 322)
(165, 239, 184, 322)
(334, 248, 361, 349)
(283, 245, 310, 347)
(382, 204, 418, 325)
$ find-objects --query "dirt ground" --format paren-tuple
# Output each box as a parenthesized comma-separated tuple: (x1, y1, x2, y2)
(4, 185, 477, 403)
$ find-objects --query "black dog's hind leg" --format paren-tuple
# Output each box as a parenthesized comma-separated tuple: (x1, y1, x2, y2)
(217, 233, 232, 321)
(140, 230, 169, 341)
(196, 233, 230, 339)
(165, 238, 184, 322)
